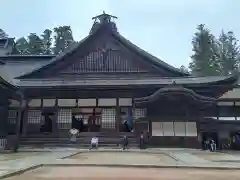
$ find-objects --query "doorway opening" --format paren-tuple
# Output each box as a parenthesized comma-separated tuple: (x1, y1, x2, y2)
(120, 107, 134, 132)
(230, 132, 240, 150)
(72, 108, 102, 132)
(40, 111, 55, 134)
(201, 131, 219, 149)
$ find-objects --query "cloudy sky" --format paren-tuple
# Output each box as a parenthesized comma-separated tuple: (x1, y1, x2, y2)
(1, 0, 239, 68)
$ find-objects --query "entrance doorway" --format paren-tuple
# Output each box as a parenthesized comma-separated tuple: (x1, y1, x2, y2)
(72, 108, 102, 132)
(40, 112, 55, 134)
(201, 131, 219, 149)
(120, 107, 134, 132)
(230, 132, 240, 150)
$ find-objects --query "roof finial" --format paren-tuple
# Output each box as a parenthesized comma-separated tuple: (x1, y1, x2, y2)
(92, 11, 117, 24)
(90, 11, 118, 34)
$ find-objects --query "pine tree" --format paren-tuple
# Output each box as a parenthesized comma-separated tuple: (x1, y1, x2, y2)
(217, 31, 240, 75)
(189, 24, 220, 76)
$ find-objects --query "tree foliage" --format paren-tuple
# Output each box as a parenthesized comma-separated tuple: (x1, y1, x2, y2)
(217, 31, 240, 75)
(179, 65, 189, 74)
(53, 26, 74, 54)
(189, 24, 220, 76)
(15, 37, 29, 55)
(189, 24, 240, 76)
(27, 33, 44, 55)
(13, 26, 75, 55)
(41, 29, 52, 55)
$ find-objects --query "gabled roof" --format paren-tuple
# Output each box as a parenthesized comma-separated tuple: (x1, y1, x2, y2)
(17, 13, 188, 79)
(0, 55, 52, 78)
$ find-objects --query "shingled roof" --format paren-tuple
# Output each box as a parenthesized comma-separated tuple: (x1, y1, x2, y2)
(17, 12, 188, 79)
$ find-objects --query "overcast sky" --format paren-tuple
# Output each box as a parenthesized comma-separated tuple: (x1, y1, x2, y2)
(1, 0, 239, 68)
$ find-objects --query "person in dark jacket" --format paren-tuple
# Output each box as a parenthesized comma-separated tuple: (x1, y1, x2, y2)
(122, 136, 128, 150)
(139, 132, 145, 149)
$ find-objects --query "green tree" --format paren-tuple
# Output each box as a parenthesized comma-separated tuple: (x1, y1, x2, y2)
(27, 33, 44, 55)
(179, 65, 189, 74)
(15, 37, 29, 55)
(189, 24, 220, 76)
(41, 29, 53, 55)
(217, 31, 240, 75)
(53, 26, 74, 54)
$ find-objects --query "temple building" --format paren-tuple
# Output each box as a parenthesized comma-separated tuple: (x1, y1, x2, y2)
(0, 12, 240, 149)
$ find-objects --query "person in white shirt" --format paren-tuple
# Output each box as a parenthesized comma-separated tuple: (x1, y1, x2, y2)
(90, 136, 99, 150)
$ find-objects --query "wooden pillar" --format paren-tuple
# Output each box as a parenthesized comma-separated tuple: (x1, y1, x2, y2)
(0, 106, 8, 136)
(52, 99, 58, 135)
(115, 98, 120, 132)
(22, 100, 29, 137)
(13, 94, 24, 152)
(132, 99, 136, 133)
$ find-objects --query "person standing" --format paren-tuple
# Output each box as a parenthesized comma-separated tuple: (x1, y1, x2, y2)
(69, 128, 79, 143)
(139, 132, 145, 149)
(122, 136, 128, 150)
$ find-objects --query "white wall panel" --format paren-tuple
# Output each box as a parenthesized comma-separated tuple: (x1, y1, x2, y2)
(185, 122, 197, 137)
(78, 99, 96, 107)
(152, 122, 163, 136)
(174, 122, 186, 136)
(58, 99, 76, 107)
(98, 98, 116, 106)
(28, 99, 41, 107)
(163, 122, 174, 136)
(119, 98, 132, 106)
(43, 99, 55, 107)
(9, 99, 20, 107)
(217, 101, 234, 106)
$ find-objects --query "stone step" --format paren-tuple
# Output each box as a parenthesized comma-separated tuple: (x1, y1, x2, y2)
(23, 132, 138, 138)
(19, 142, 139, 148)
(20, 138, 138, 142)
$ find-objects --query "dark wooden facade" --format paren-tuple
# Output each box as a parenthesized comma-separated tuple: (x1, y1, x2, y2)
(1, 12, 240, 149)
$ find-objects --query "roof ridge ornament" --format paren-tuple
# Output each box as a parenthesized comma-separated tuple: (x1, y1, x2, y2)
(90, 11, 118, 34)
(92, 11, 118, 24)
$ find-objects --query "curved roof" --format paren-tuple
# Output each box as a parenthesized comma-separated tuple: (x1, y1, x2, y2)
(134, 86, 216, 105)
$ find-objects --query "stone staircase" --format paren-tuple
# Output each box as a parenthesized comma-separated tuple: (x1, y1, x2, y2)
(20, 132, 139, 148)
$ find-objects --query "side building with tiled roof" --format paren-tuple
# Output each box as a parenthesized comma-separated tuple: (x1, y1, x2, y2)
(0, 12, 240, 150)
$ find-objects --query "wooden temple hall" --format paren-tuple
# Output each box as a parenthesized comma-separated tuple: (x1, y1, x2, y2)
(1, 12, 240, 149)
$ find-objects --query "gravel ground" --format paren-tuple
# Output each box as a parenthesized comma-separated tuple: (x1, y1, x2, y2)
(5, 166, 240, 180)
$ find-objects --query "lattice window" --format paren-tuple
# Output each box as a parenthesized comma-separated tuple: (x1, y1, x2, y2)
(8, 110, 17, 124)
(27, 110, 42, 124)
(101, 108, 116, 129)
(133, 108, 146, 120)
(57, 109, 72, 129)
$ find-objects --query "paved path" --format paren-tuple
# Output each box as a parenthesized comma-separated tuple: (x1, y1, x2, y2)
(169, 152, 209, 164)
(0, 151, 78, 178)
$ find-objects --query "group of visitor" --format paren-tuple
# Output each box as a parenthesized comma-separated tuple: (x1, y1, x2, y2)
(89, 132, 146, 150)
(69, 128, 146, 150)
(204, 139, 216, 152)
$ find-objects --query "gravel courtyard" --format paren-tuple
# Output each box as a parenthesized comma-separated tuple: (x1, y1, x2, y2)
(5, 166, 240, 180)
